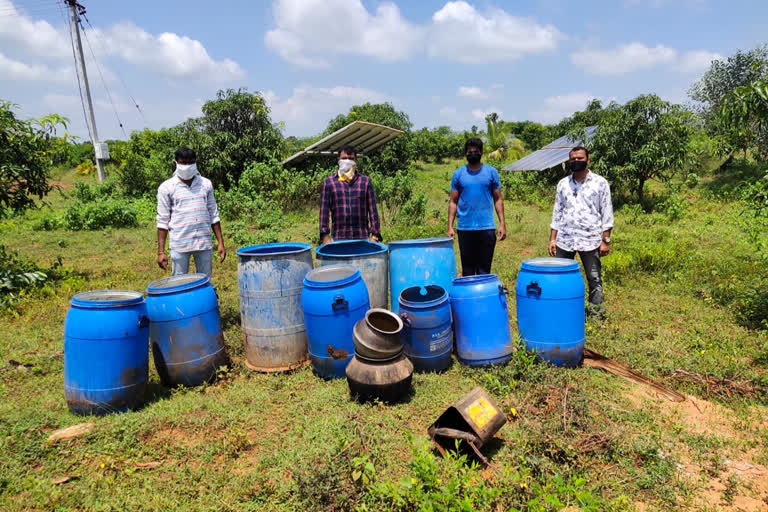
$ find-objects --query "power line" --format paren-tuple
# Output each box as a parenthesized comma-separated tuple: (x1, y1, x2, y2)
(80, 17, 127, 138)
(80, 11, 147, 126)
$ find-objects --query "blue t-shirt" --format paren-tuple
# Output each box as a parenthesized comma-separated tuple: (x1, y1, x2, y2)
(450, 164, 501, 230)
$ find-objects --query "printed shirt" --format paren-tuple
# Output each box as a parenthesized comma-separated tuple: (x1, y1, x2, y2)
(156, 175, 220, 253)
(550, 170, 614, 252)
(450, 164, 501, 230)
(319, 173, 380, 241)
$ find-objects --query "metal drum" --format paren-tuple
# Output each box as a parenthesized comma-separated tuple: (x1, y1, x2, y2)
(398, 285, 453, 372)
(146, 273, 227, 387)
(237, 243, 313, 372)
(302, 265, 369, 379)
(516, 257, 585, 367)
(388, 237, 457, 312)
(450, 274, 513, 366)
(64, 290, 149, 415)
(315, 240, 389, 309)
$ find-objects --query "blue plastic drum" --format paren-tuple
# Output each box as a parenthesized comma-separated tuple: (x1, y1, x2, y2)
(398, 285, 453, 372)
(388, 237, 457, 312)
(146, 273, 228, 387)
(516, 257, 585, 367)
(64, 290, 149, 415)
(450, 274, 513, 366)
(302, 265, 369, 379)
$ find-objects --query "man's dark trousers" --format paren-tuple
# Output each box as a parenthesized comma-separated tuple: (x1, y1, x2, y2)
(555, 246, 604, 314)
(457, 229, 496, 276)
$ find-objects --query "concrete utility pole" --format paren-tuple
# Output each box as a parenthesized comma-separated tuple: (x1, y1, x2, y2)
(66, 0, 106, 182)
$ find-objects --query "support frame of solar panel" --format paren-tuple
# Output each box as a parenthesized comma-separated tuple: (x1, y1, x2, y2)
(282, 121, 404, 165)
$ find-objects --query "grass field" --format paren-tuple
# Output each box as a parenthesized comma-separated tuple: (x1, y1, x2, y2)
(1, 160, 767, 511)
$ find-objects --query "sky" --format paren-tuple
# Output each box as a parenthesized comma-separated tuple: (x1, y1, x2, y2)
(1, 0, 766, 141)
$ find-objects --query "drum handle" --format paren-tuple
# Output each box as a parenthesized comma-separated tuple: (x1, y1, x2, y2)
(526, 281, 542, 296)
(332, 295, 349, 311)
(400, 312, 411, 326)
(498, 284, 509, 295)
(138, 315, 150, 328)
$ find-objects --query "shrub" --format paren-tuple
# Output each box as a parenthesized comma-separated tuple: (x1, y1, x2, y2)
(32, 215, 63, 231)
(63, 199, 140, 230)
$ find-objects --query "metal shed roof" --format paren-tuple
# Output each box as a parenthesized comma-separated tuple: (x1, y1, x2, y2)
(503, 126, 597, 171)
(282, 120, 404, 165)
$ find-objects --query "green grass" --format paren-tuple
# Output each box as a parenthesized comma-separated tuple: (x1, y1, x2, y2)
(1, 163, 767, 511)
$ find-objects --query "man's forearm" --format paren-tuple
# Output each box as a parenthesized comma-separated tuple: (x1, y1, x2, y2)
(212, 222, 224, 246)
(494, 198, 505, 227)
(550, 229, 558, 242)
(448, 202, 457, 228)
(157, 228, 168, 254)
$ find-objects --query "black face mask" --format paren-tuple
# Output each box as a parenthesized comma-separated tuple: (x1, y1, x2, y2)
(467, 153, 481, 165)
(569, 160, 587, 172)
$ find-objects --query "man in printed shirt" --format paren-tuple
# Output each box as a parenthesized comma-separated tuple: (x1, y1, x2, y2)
(319, 145, 381, 244)
(156, 148, 226, 277)
(548, 146, 613, 317)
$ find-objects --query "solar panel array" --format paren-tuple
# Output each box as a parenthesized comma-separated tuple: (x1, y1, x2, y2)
(503, 126, 597, 172)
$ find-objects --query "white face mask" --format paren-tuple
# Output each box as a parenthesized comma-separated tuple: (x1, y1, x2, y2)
(338, 159, 356, 174)
(175, 162, 198, 180)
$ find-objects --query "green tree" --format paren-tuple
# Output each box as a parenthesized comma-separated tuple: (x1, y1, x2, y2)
(719, 70, 768, 159)
(590, 94, 694, 203)
(554, 99, 609, 137)
(0, 101, 67, 213)
(191, 88, 286, 187)
(324, 102, 413, 176)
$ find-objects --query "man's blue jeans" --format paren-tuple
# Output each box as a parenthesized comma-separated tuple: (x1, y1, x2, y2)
(170, 249, 212, 277)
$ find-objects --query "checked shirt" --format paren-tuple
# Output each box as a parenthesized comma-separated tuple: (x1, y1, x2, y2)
(319, 173, 381, 241)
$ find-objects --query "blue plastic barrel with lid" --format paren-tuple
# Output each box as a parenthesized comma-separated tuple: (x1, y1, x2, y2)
(398, 285, 453, 372)
(516, 257, 585, 367)
(64, 290, 149, 415)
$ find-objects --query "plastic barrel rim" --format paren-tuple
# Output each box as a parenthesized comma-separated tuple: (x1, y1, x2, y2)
(236, 242, 312, 257)
(520, 257, 580, 272)
(71, 290, 144, 308)
(304, 265, 360, 288)
(147, 273, 210, 295)
(315, 240, 387, 257)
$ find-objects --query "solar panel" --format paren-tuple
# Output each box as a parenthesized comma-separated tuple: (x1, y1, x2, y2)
(503, 126, 596, 172)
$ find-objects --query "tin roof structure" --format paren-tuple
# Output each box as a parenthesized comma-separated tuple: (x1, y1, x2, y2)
(503, 126, 597, 172)
(282, 120, 404, 165)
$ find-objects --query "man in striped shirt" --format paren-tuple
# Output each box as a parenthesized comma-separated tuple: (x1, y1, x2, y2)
(156, 148, 226, 277)
(319, 145, 381, 244)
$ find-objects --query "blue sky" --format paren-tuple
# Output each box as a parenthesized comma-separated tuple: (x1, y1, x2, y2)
(1, 0, 766, 141)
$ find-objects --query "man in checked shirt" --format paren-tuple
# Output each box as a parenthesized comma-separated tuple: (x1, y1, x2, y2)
(548, 146, 614, 318)
(319, 145, 381, 244)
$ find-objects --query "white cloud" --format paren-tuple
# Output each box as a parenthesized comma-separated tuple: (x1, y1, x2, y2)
(428, 1, 563, 63)
(0, 0, 70, 58)
(571, 43, 722, 75)
(677, 50, 722, 72)
(265, 0, 562, 67)
(264, 85, 393, 135)
(265, 0, 423, 68)
(92, 22, 245, 81)
(457, 84, 503, 99)
(0, 53, 72, 82)
(439, 106, 459, 119)
(472, 107, 503, 121)
(530, 92, 610, 124)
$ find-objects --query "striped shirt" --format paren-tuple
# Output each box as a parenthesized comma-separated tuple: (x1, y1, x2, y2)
(156, 175, 221, 253)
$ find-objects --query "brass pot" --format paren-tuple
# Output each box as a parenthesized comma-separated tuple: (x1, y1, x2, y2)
(352, 308, 403, 361)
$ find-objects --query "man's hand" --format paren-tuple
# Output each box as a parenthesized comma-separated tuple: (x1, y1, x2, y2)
(368, 234, 379, 243)
(157, 252, 169, 270)
(217, 244, 227, 263)
(447, 226, 455, 238)
(321, 234, 332, 245)
(548, 240, 557, 257)
(599, 241, 610, 257)
(497, 225, 506, 241)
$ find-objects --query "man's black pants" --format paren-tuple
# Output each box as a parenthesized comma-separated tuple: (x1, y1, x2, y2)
(555, 246, 604, 314)
(457, 229, 496, 276)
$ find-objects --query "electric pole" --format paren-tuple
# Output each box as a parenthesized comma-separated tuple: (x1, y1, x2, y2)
(66, 0, 107, 182)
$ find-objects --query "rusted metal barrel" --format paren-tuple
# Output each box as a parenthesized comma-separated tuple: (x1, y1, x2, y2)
(237, 243, 313, 371)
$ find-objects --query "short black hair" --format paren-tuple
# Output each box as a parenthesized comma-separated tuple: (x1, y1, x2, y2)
(175, 147, 196, 162)
(569, 146, 589, 159)
(338, 144, 357, 157)
(465, 138, 483, 153)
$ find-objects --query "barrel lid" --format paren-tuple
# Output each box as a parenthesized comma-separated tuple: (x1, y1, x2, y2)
(388, 237, 453, 247)
(399, 285, 447, 308)
(452, 274, 498, 286)
(315, 240, 387, 257)
(236, 242, 311, 258)
(147, 273, 209, 295)
(520, 257, 579, 272)
(71, 289, 144, 308)
(304, 264, 360, 288)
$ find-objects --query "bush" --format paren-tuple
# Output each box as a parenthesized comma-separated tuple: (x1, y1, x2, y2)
(32, 215, 63, 231)
(72, 176, 121, 203)
(63, 199, 140, 230)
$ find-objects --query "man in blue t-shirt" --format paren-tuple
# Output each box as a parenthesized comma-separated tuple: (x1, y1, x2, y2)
(447, 138, 507, 276)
